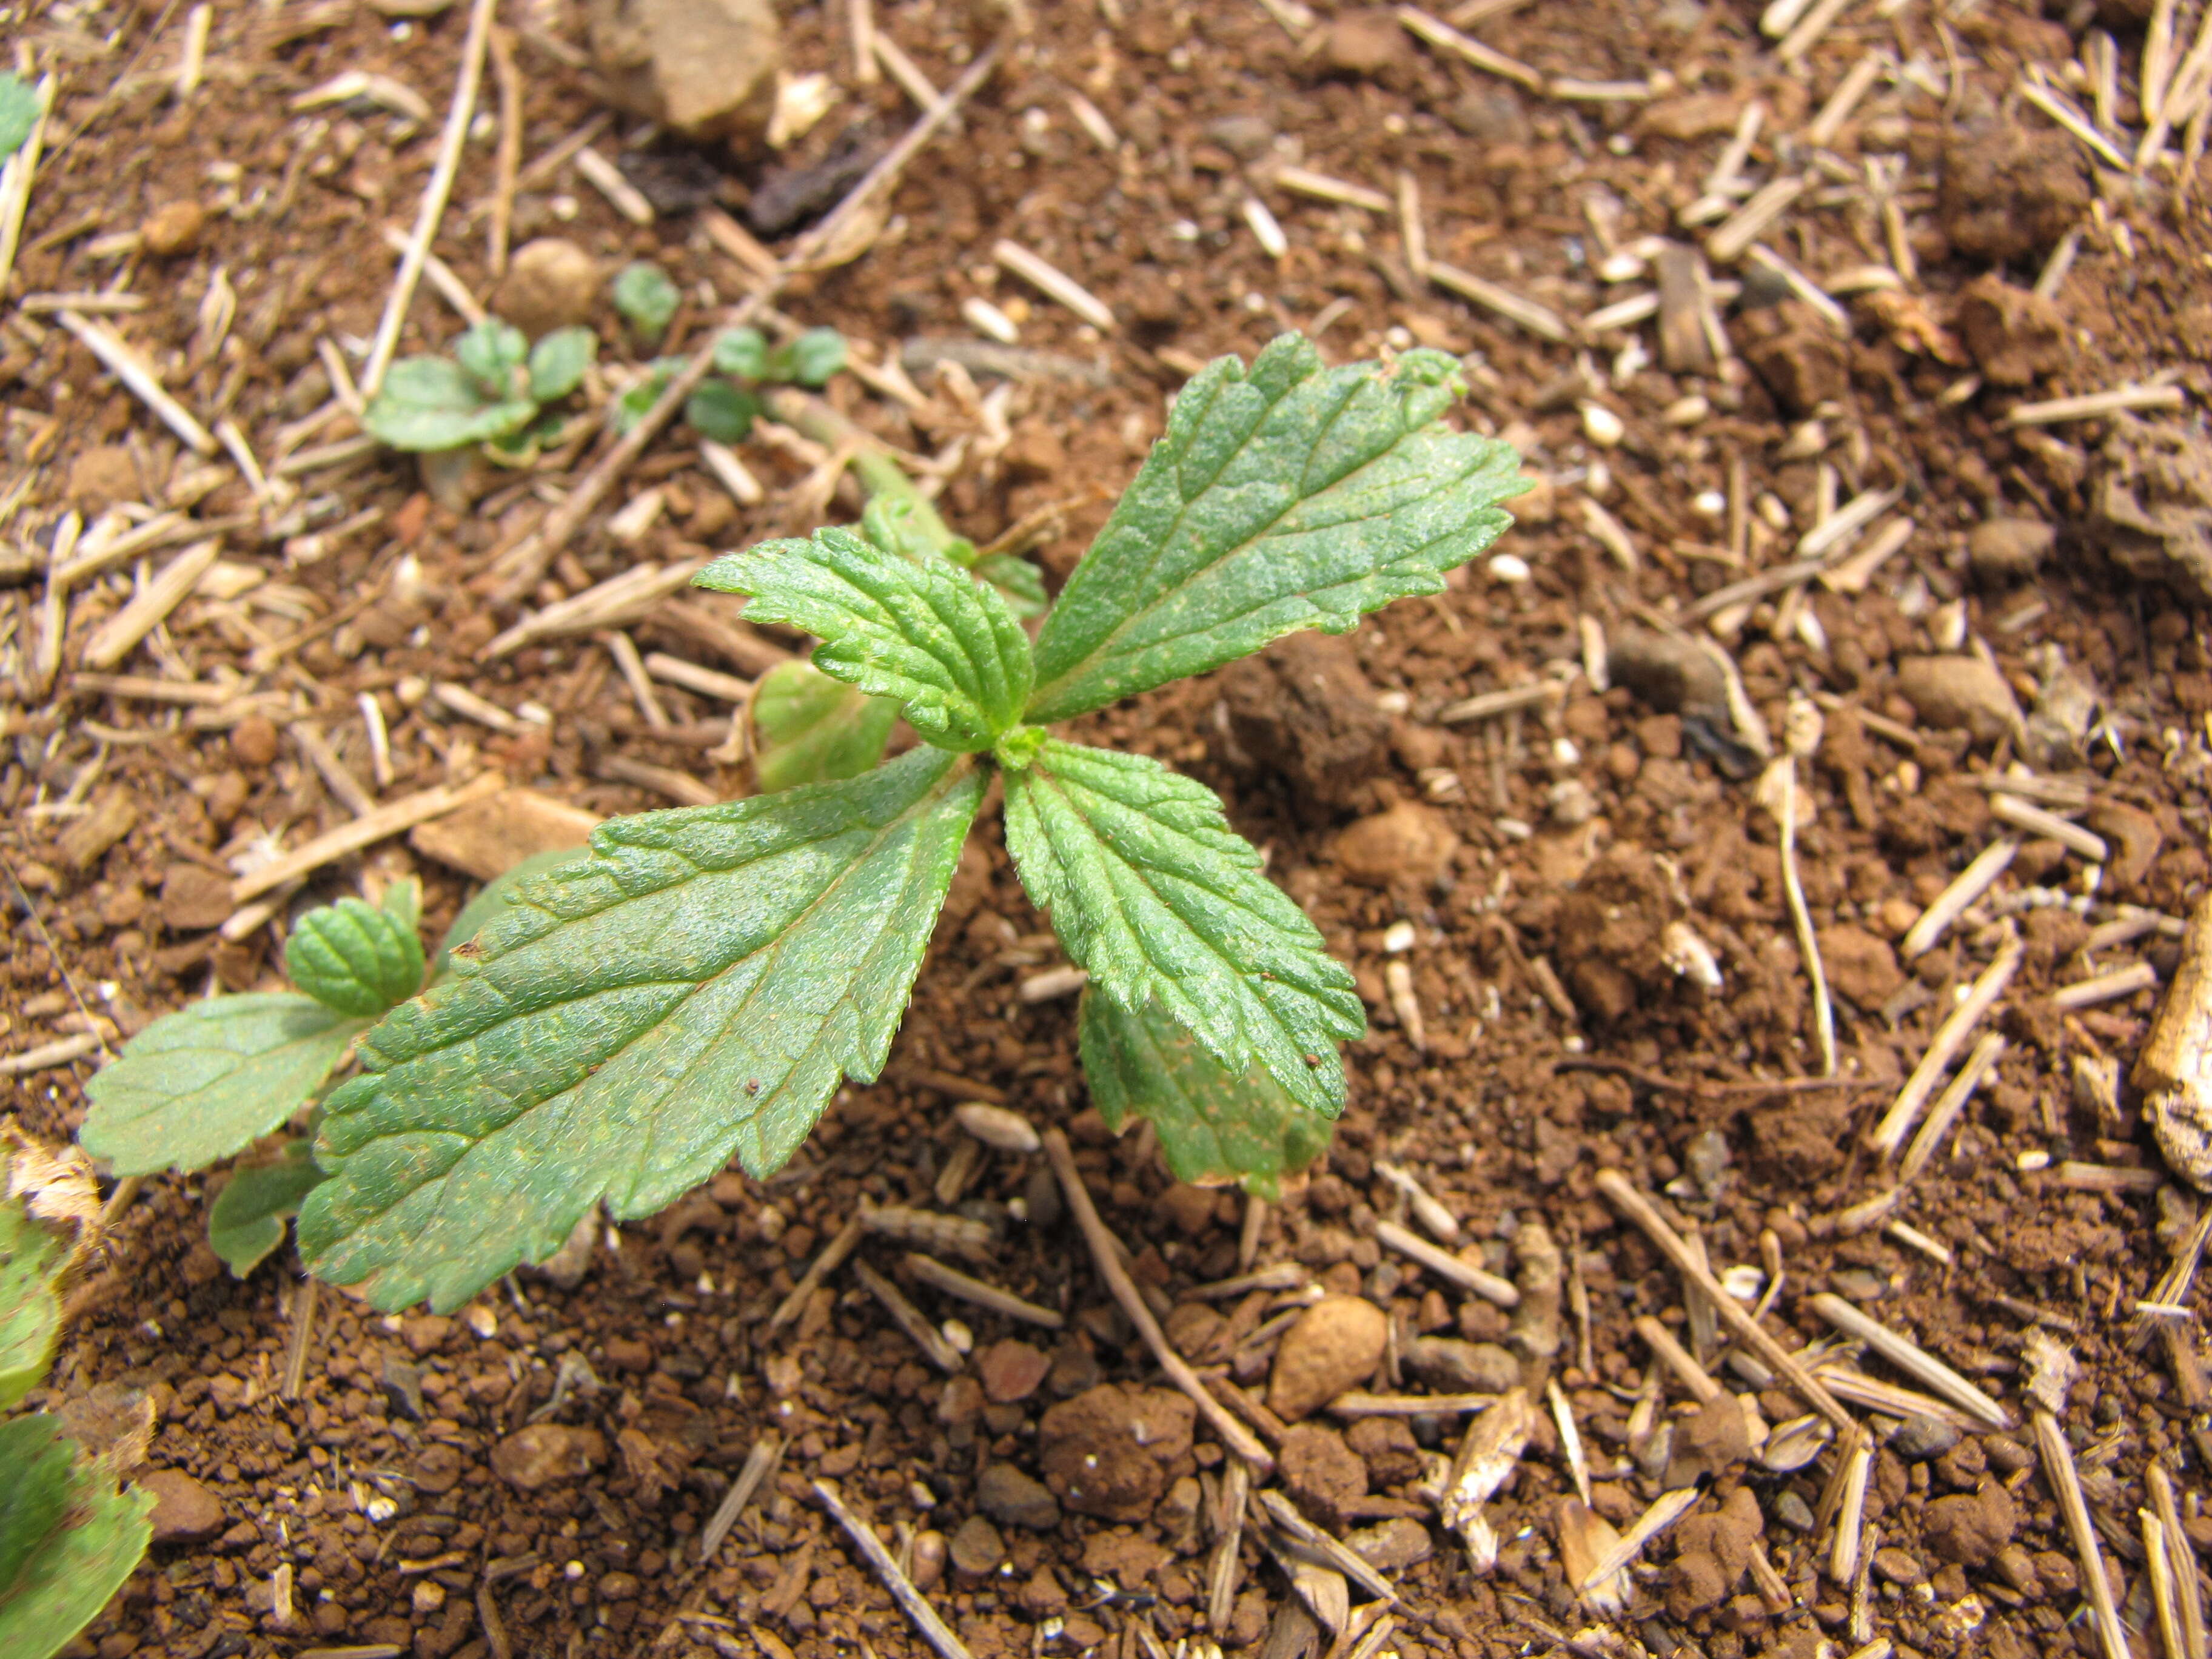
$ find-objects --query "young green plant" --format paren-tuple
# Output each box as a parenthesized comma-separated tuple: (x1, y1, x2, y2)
(293, 333, 1525, 1312)
(78, 884, 430, 1276)
(0, 1130, 155, 1659)
(363, 317, 595, 459)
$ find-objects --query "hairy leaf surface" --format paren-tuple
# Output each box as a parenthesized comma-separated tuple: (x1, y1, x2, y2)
(1002, 740, 1361, 1119)
(286, 898, 425, 1017)
(697, 528, 1031, 751)
(80, 995, 364, 1178)
(1079, 990, 1332, 1198)
(434, 850, 588, 979)
(363, 357, 535, 452)
(207, 1141, 325, 1279)
(0, 1416, 153, 1659)
(301, 748, 984, 1311)
(1027, 335, 1524, 722)
(749, 660, 899, 792)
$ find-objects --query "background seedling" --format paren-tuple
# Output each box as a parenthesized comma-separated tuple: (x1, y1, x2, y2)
(362, 316, 594, 458)
(289, 335, 1525, 1312)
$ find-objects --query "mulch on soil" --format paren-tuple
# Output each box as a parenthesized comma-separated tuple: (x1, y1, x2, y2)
(6, 2, 2212, 1658)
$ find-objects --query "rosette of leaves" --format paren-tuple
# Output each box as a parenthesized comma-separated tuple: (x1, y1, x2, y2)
(297, 334, 1526, 1312)
(79, 883, 427, 1276)
(615, 324, 849, 442)
(0, 1131, 153, 1659)
(363, 318, 594, 455)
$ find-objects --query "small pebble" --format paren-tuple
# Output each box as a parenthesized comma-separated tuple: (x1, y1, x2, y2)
(140, 200, 207, 258)
(1891, 1413, 1961, 1460)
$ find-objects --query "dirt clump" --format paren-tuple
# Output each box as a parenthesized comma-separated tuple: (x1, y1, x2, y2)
(1278, 1423, 1367, 1527)
(1892, 655, 2019, 740)
(1220, 633, 1392, 822)
(497, 239, 603, 339)
(1957, 275, 2070, 385)
(1939, 124, 2090, 263)
(1331, 800, 1459, 888)
(1968, 516, 2055, 583)
(586, 0, 781, 147)
(490, 1424, 605, 1490)
(2088, 418, 2212, 604)
(1923, 1480, 2019, 1566)
(1038, 1385, 1195, 1520)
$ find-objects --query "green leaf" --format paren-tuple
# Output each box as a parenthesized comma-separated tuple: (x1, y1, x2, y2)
(380, 876, 422, 938)
(527, 326, 595, 402)
(712, 326, 768, 380)
(771, 327, 846, 387)
(1080, 990, 1332, 1199)
(301, 746, 985, 1311)
(0, 1416, 153, 1659)
(434, 849, 591, 979)
(612, 262, 680, 344)
(697, 527, 1032, 751)
(1002, 740, 1361, 1119)
(685, 380, 760, 443)
(457, 318, 529, 398)
(286, 898, 425, 1017)
(614, 358, 682, 434)
(0, 75, 41, 162)
(80, 994, 365, 1178)
(363, 357, 535, 452)
(0, 1197, 70, 1409)
(207, 1141, 326, 1279)
(971, 551, 1049, 619)
(750, 661, 899, 792)
(1026, 334, 1525, 723)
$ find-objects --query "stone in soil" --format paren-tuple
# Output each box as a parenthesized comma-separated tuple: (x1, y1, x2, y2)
(139, 200, 206, 258)
(1606, 629, 1729, 722)
(1267, 1296, 1387, 1421)
(1330, 801, 1460, 889)
(1037, 1385, 1195, 1520)
(1278, 1423, 1367, 1529)
(1219, 633, 1391, 823)
(1893, 654, 2019, 742)
(161, 866, 235, 933)
(977, 1339, 1051, 1404)
(1968, 517, 2055, 584)
(1321, 7, 1407, 76)
(1939, 123, 2090, 263)
(1349, 1517, 1434, 1571)
(494, 240, 603, 341)
(948, 1513, 1005, 1577)
(586, 0, 780, 148)
(1405, 1336, 1520, 1395)
(1079, 1530, 1170, 1584)
(1740, 301, 1849, 417)
(490, 1424, 605, 1491)
(1957, 275, 2070, 386)
(976, 1461, 1061, 1530)
(1890, 1413, 1962, 1461)
(142, 1468, 226, 1544)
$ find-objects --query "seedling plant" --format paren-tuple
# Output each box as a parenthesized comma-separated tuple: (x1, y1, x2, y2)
(280, 333, 1523, 1312)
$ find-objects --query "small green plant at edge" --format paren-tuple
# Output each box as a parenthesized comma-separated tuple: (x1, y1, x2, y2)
(363, 316, 595, 459)
(97, 333, 1527, 1316)
(617, 321, 850, 443)
(0, 1128, 156, 1659)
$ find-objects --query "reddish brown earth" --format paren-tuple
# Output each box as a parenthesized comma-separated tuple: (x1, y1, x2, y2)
(5, 2, 2212, 1659)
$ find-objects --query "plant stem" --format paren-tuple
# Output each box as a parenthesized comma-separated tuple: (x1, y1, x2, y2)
(763, 386, 959, 555)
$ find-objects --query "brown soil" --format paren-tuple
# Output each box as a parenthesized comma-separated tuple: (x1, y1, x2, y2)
(5, 3, 2212, 1659)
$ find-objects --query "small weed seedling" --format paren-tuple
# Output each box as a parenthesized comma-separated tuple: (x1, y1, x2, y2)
(78, 883, 449, 1275)
(281, 333, 1523, 1312)
(0, 1131, 154, 1658)
(363, 316, 595, 459)
(618, 320, 850, 443)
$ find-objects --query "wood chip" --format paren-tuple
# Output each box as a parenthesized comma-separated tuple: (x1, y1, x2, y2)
(991, 239, 1114, 331)
(1373, 1219, 1519, 1307)
(2053, 961, 2158, 1010)
(80, 540, 222, 671)
(854, 1259, 964, 1371)
(1868, 935, 2023, 1155)
(1426, 261, 1570, 341)
(1901, 839, 2020, 959)
(1808, 1293, 2013, 1430)
(902, 1252, 1063, 1330)
(1395, 5, 1543, 89)
(2006, 384, 2188, 424)
(1706, 176, 1806, 264)
(1273, 164, 1392, 213)
(1989, 794, 2106, 860)
(813, 1479, 974, 1659)
(56, 312, 218, 455)
(233, 772, 505, 904)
